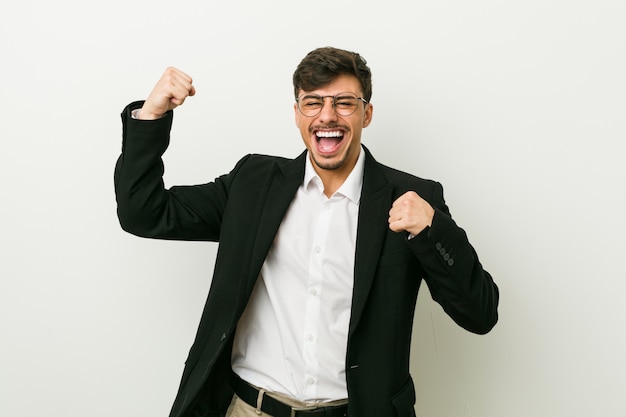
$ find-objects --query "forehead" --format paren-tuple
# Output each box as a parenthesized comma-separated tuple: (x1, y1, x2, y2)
(298, 74, 362, 96)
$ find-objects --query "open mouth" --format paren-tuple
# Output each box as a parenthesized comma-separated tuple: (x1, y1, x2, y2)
(315, 130, 345, 153)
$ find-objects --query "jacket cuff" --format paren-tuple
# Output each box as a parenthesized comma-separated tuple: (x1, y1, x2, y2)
(120, 101, 174, 154)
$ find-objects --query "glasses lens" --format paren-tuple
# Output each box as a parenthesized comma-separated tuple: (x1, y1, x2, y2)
(298, 96, 324, 117)
(334, 95, 359, 116)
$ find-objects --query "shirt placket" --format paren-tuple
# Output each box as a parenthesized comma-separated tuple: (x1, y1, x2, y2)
(302, 197, 333, 398)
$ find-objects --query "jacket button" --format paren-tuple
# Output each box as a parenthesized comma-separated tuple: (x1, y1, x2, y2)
(435, 242, 442, 250)
(448, 259, 454, 266)
(220, 333, 227, 342)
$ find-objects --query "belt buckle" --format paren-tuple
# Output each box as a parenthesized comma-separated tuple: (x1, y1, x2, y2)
(290, 405, 319, 417)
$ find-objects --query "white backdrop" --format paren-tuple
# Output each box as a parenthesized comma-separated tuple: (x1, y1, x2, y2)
(1, 1, 625, 416)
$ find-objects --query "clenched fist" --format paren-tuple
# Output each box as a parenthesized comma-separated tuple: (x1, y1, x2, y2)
(138, 67, 196, 120)
(388, 191, 435, 236)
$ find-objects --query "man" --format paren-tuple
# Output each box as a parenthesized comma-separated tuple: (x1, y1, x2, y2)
(115, 47, 499, 417)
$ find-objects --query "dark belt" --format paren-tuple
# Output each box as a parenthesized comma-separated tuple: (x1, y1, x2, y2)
(231, 373, 348, 417)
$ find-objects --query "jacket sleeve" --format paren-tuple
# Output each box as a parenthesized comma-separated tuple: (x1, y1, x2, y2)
(408, 181, 499, 334)
(114, 101, 244, 241)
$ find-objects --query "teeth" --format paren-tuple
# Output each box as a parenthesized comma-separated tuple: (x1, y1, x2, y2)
(316, 131, 343, 138)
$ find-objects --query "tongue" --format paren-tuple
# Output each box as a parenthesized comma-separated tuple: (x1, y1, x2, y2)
(319, 137, 340, 151)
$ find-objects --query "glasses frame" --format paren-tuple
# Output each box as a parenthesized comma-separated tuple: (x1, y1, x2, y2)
(296, 92, 368, 117)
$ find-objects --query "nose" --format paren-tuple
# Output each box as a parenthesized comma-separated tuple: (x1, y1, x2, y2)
(318, 97, 338, 121)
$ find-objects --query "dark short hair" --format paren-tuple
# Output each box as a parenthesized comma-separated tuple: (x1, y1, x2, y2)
(292, 47, 372, 102)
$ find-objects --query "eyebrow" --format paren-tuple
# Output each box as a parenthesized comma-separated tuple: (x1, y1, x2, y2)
(300, 93, 358, 99)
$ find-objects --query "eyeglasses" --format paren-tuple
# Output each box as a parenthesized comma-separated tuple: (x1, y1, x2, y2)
(296, 93, 368, 117)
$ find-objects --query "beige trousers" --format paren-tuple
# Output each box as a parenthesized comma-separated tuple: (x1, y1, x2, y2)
(225, 390, 348, 417)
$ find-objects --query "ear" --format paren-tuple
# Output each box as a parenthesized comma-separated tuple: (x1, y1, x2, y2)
(362, 103, 373, 127)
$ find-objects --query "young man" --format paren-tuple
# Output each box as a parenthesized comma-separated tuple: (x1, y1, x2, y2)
(115, 47, 499, 417)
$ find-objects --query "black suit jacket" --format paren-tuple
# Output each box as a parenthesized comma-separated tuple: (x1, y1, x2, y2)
(114, 102, 499, 417)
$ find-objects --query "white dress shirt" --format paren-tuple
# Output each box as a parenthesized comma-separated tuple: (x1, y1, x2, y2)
(231, 147, 365, 402)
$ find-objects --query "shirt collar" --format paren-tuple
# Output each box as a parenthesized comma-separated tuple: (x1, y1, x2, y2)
(303, 146, 365, 204)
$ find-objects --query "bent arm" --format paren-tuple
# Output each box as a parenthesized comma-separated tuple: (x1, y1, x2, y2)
(408, 182, 499, 334)
(114, 101, 227, 241)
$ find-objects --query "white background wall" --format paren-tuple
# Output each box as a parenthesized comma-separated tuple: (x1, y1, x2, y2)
(1, 1, 625, 416)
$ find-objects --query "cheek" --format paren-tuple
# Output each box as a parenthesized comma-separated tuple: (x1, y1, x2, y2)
(296, 122, 310, 146)
(295, 117, 310, 136)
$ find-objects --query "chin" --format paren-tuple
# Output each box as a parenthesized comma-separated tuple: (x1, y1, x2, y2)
(311, 152, 348, 171)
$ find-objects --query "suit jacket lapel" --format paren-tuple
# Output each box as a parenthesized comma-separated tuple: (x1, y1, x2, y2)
(245, 151, 307, 295)
(350, 146, 393, 336)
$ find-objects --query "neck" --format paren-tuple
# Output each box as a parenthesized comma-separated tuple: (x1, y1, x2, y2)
(312, 160, 356, 198)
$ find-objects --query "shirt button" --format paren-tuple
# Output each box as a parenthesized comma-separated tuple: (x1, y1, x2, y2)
(314, 246, 321, 253)
(306, 378, 315, 385)
(309, 288, 318, 296)
(306, 334, 314, 341)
